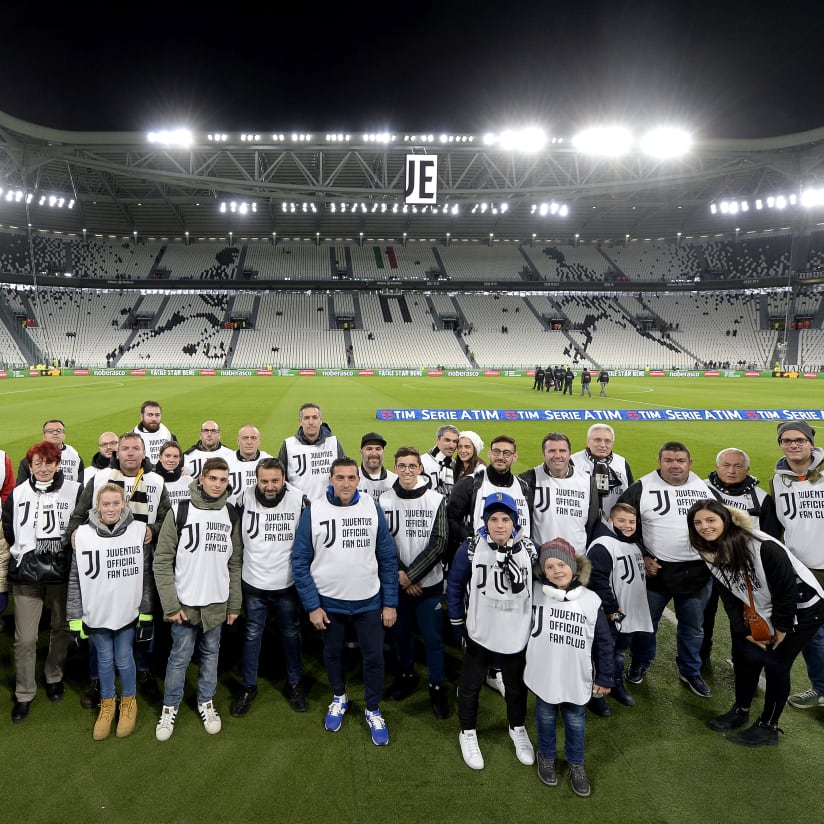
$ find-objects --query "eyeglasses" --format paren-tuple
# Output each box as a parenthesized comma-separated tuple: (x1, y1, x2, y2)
(396, 463, 420, 472)
(98, 440, 118, 448)
(201, 428, 220, 434)
(490, 448, 515, 458)
(779, 438, 809, 447)
(44, 428, 65, 435)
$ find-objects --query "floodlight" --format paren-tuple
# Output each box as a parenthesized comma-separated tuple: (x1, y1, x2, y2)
(572, 126, 632, 156)
(640, 127, 691, 158)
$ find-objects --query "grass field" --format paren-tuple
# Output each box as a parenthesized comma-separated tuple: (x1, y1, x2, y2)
(2, 373, 822, 824)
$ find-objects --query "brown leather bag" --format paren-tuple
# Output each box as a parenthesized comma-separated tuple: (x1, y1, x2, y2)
(743, 572, 772, 643)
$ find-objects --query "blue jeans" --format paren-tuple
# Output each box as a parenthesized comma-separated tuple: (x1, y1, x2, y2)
(535, 697, 585, 765)
(90, 626, 136, 699)
(802, 622, 824, 694)
(163, 621, 222, 708)
(322, 609, 384, 712)
(241, 582, 303, 687)
(629, 580, 711, 678)
(393, 591, 445, 684)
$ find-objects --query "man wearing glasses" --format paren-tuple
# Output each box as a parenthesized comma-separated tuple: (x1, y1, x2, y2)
(17, 420, 84, 483)
(83, 432, 120, 484)
(770, 421, 824, 710)
(183, 421, 234, 479)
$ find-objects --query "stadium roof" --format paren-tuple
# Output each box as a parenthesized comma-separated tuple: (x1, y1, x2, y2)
(2, 109, 824, 244)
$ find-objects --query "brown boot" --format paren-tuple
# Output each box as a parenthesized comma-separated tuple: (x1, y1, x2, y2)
(116, 695, 138, 738)
(93, 697, 117, 741)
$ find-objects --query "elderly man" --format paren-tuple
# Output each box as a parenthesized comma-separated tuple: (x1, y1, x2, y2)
(226, 424, 272, 506)
(618, 441, 718, 698)
(183, 421, 234, 479)
(420, 425, 460, 499)
(769, 421, 824, 710)
(358, 432, 398, 502)
(17, 420, 84, 484)
(278, 403, 345, 502)
(133, 400, 177, 464)
(571, 425, 634, 523)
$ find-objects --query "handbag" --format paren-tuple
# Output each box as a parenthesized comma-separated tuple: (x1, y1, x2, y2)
(7, 538, 70, 585)
(742, 571, 772, 643)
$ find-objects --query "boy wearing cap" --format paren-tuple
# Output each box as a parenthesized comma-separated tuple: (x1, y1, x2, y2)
(771, 420, 824, 709)
(525, 537, 613, 797)
(358, 432, 397, 502)
(446, 492, 537, 771)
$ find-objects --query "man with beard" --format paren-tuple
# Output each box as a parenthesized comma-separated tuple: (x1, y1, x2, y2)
(571, 425, 634, 524)
(358, 432, 398, 502)
(133, 401, 176, 464)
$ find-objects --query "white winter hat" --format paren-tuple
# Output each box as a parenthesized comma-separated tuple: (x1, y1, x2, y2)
(458, 430, 484, 456)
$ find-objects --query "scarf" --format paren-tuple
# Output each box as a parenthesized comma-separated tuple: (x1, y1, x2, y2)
(107, 467, 151, 522)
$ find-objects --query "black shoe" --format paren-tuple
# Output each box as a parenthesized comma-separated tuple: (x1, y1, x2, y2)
(137, 670, 162, 703)
(567, 764, 591, 797)
(708, 705, 750, 732)
(626, 665, 647, 685)
(45, 681, 64, 703)
(286, 682, 308, 713)
(80, 678, 101, 709)
(386, 672, 418, 701)
(230, 685, 258, 717)
(728, 719, 782, 747)
(610, 679, 635, 707)
(429, 683, 449, 719)
(587, 695, 612, 717)
(12, 700, 31, 724)
(536, 753, 557, 787)
(680, 673, 712, 698)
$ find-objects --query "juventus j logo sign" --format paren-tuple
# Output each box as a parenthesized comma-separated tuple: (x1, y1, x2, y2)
(82, 550, 101, 580)
(404, 154, 438, 205)
(617, 555, 635, 583)
(651, 490, 671, 516)
(43, 510, 57, 534)
(321, 519, 336, 548)
(181, 523, 201, 552)
(246, 511, 260, 539)
(535, 488, 551, 513)
(779, 492, 797, 520)
(295, 455, 307, 477)
(385, 510, 400, 536)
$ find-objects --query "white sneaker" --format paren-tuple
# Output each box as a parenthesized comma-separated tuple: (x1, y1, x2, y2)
(485, 670, 506, 697)
(198, 700, 222, 735)
(509, 725, 536, 765)
(459, 729, 484, 770)
(155, 705, 177, 742)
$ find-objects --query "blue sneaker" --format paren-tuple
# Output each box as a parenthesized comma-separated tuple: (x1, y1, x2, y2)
(365, 709, 389, 746)
(324, 694, 348, 732)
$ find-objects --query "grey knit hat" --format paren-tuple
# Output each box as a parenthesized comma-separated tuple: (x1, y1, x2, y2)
(538, 537, 578, 575)
(777, 420, 815, 445)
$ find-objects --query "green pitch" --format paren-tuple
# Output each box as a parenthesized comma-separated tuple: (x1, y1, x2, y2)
(1, 373, 820, 824)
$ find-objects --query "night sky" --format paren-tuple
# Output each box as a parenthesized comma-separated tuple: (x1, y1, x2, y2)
(0, 1, 820, 140)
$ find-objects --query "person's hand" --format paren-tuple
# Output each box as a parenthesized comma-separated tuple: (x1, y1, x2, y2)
(592, 685, 611, 696)
(644, 557, 661, 577)
(405, 582, 423, 597)
(382, 606, 397, 628)
(309, 607, 330, 630)
(136, 614, 154, 643)
(226, 612, 239, 626)
(68, 618, 87, 647)
(166, 609, 187, 624)
(143, 527, 153, 545)
(771, 629, 786, 649)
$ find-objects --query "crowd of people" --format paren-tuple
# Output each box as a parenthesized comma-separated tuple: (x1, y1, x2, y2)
(2, 403, 823, 798)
